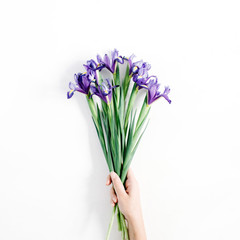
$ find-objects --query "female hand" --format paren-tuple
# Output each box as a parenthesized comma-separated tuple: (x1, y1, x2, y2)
(106, 169, 147, 240)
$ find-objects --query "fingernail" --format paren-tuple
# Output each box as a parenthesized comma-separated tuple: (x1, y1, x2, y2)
(111, 202, 115, 207)
(113, 197, 117, 202)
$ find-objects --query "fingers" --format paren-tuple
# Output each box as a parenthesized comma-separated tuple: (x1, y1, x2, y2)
(110, 171, 127, 199)
(106, 174, 111, 186)
(125, 168, 139, 196)
(106, 174, 117, 206)
(127, 167, 135, 181)
(106, 169, 134, 187)
(110, 186, 118, 206)
(125, 168, 135, 187)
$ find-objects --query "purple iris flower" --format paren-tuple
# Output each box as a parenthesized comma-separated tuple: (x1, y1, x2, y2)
(67, 73, 91, 99)
(84, 59, 98, 72)
(83, 59, 104, 79)
(133, 75, 148, 89)
(147, 78, 171, 105)
(132, 67, 150, 89)
(96, 49, 124, 73)
(125, 54, 135, 70)
(160, 86, 171, 103)
(90, 79, 118, 104)
(130, 60, 151, 75)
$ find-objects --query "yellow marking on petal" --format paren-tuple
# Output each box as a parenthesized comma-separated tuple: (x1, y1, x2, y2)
(69, 89, 74, 95)
(138, 75, 142, 79)
(83, 72, 87, 74)
(133, 66, 138, 71)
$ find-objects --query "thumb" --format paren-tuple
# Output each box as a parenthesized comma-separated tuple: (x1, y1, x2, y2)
(110, 172, 127, 198)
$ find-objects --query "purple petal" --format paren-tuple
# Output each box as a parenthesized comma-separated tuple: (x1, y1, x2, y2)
(164, 86, 171, 95)
(67, 90, 74, 99)
(161, 86, 171, 103)
(90, 85, 98, 96)
(111, 49, 119, 60)
(104, 54, 111, 68)
(142, 62, 151, 70)
(127, 54, 135, 70)
(69, 82, 76, 90)
(134, 60, 143, 68)
(88, 73, 95, 82)
(97, 54, 103, 63)
(129, 54, 135, 62)
(115, 56, 124, 64)
(74, 74, 78, 84)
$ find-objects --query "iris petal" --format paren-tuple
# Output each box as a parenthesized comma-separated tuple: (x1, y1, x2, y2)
(67, 90, 74, 99)
(69, 82, 76, 90)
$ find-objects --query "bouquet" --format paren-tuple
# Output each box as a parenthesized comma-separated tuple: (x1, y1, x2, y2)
(67, 49, 171, 239)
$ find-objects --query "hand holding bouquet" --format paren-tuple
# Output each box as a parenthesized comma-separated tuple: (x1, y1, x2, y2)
(67, 49, 171, 239)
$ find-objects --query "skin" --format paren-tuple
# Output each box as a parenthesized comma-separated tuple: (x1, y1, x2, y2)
(106, 168, 147, 240)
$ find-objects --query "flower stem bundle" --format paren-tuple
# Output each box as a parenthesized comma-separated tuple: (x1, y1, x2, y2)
(67, 49, 171, 239)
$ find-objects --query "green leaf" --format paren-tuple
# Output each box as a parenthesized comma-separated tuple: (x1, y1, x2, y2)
(92, 118, 105, 151)
(119, 88, 124, 124)
(124, 84, 138, 134)
(88, 98, 97, 118)
(102, 100, 108, 116)
(100, 110, 114, 172)
(134, 107, 151, 142)
(123, 63, 130, 99)
(108, 103, 116, 164)
(113, 63, 120, 106)
(121, 120, 149, 182)
(135, 95, 149, 130)
(114, 63, 120, 86)
(124, 110, 137, 162)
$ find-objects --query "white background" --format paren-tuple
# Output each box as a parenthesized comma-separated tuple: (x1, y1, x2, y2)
(0, 0, 240, 239)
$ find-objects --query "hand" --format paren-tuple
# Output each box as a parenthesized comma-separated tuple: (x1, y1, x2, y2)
(106, 168, 141, 221)
(106, 168, 147, 240)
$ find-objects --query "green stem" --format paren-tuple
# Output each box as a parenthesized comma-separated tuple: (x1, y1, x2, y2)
(106, 205, 116, 240)
(117, 205, 122, 231)
(120, 211, 129, 240)
(86, 95, 97, 121)
(135, 95, 148, 131)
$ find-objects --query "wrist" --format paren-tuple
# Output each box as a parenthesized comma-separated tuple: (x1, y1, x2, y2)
(126, 208, 145, 228)
(127, 211, 147, 240)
